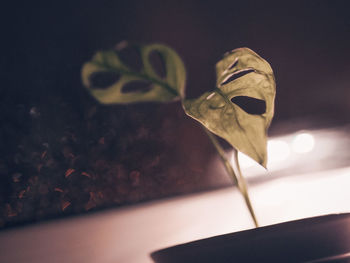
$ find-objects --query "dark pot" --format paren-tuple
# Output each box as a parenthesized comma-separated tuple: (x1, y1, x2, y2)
(151, 213, 350, 263)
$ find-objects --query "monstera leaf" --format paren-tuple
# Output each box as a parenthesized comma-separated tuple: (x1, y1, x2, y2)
(184, 48, 276, 167)
(81, 43, 186, 104)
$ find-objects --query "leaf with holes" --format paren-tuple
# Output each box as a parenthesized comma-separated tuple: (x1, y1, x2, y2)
(184, 48, 275, 167)
(81, 43, 186, 104)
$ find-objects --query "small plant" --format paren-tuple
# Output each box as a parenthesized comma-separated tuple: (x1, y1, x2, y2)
(81, 42, 276, 227)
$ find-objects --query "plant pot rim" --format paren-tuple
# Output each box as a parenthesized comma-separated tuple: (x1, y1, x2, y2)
(151, 213, 350, 263)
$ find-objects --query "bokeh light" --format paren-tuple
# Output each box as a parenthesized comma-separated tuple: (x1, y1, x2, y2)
(292, 133, 315, 154)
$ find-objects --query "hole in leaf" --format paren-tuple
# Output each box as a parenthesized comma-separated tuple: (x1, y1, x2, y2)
(231, 96, 266, 115)
(118, 46, 142, 72)
(227, 58, 238, 70)
(221, 69, 255, 86)
(121, 80, 152, 93)
(149, 50, 166, 78)
(89, 71, 120, 89)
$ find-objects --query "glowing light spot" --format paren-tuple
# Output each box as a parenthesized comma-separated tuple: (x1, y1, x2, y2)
(267, 140, 290, 165)
(292, 133, 315, 154)
(236, 152, 256, 168)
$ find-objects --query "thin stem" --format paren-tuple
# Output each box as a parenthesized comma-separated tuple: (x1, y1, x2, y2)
(203, 127, 259, 228)
(203, 128, 239, 186)
(232, 149, 259, 227)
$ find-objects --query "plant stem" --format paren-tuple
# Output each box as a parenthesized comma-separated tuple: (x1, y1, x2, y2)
(232, 148, 259, 227)
(203, 127, 259, 228)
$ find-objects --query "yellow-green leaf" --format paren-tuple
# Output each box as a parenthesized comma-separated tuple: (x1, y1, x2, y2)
(184, 48, 276, 168)
(81, 43, 186, 104)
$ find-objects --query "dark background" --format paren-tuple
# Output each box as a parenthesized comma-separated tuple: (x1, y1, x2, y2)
(1, 0, 350, 228)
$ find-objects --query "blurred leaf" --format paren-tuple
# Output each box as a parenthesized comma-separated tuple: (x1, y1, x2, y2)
(82, 43, 186, 104)
(184, 48, 276, 167)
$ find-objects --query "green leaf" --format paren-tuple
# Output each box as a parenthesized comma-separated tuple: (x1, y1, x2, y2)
(81, 43, 186, 104)
(184, 48, 276, 168)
